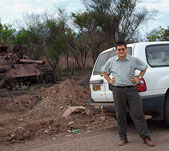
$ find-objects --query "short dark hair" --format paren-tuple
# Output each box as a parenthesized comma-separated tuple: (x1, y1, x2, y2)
(115, 41, 127, 49)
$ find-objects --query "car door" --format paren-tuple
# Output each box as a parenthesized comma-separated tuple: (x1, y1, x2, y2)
(90, 48, 116, 102)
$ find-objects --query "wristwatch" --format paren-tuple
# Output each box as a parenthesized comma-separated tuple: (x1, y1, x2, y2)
(138, 75, 142, 80)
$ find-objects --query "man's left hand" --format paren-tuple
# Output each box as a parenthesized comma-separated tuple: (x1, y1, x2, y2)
(131, 77, 140, 84)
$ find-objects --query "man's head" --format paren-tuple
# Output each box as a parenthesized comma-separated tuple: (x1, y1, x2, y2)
(115, 41, 127, 60)
(115, 41, 127, 49)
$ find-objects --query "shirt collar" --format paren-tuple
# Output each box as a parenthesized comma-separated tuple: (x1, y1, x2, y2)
(115, 54, 130, 61)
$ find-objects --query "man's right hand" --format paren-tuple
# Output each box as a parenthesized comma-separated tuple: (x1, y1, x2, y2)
(109, 78, 115, 84)
(101, 72, 115, 84)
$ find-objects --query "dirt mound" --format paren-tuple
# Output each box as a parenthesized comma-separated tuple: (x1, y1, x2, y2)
(0, 79, 116, 144)
(24, 79, 89, 118)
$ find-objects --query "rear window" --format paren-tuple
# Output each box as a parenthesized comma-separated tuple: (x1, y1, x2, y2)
(146, 44, 169, 67)
(93, 47, 132, 75)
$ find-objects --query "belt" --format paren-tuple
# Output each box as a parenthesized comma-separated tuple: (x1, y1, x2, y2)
(113, 85, 135, 88)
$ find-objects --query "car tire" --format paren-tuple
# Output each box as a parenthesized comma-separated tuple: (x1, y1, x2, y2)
(164, 94, 169, 128)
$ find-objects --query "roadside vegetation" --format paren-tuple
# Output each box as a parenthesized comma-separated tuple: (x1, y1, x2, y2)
(1, 0, 168, 79)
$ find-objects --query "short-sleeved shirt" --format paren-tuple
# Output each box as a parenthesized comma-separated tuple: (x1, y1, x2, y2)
(101, 54, 147, 86)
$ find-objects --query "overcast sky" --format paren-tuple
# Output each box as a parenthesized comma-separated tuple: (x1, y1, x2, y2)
(0, 0, 169, 36)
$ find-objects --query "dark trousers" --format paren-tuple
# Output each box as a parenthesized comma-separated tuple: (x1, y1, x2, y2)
(112, 86, 150, 140)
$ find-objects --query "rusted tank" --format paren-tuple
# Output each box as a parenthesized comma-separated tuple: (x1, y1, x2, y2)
(0, 45, 46, 88)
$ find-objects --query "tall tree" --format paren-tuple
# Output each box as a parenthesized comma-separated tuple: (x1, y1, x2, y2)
(82, 0, 156, 43)
(72, 11, 106, 66)
(44, 8, 70, 75)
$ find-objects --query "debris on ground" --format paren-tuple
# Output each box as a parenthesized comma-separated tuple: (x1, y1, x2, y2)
(63, 106, 86, 118)
(0, 79, 116, 144)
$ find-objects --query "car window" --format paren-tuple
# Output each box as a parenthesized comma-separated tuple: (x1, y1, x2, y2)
(93, 48, 116, 75)
(93, 47, 132, 75)
(146, 44, 169, 67)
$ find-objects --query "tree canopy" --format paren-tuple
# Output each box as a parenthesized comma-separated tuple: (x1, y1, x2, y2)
(0, 20, 16, 46)
(0, 0, 159, 76)
(146, 26, 169, 41)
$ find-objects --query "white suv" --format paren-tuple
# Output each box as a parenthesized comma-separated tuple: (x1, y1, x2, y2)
(88, 41, 169, 128)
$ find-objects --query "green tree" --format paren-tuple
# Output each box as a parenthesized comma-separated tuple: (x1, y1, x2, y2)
(0, 20, 16, 47)
(15, 13, 48, 59)
(146, 26, 169, 41)
(72, 11, 106, 67)
(67, 29, 82, 70)
(44, 8, 69, 75)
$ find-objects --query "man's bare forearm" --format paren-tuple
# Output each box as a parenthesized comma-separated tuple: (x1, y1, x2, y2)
(101, 72, 111, 82)
(139, 66, 148, 77)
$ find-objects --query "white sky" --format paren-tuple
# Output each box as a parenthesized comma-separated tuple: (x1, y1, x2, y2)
(0, 0, 169, 36)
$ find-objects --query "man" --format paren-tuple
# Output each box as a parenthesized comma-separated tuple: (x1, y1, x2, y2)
(101, 41, 155, 147)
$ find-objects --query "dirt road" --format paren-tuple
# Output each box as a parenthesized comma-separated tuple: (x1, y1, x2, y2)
(1, 120, 169, 151)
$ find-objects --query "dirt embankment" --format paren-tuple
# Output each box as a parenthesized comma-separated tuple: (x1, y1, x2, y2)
(0, 79, 116, 144)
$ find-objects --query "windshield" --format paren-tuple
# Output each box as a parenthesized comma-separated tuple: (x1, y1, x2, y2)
(93, 47, 132, 75)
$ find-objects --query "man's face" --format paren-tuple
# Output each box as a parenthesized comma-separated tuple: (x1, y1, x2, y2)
(116, 45, 127, 59)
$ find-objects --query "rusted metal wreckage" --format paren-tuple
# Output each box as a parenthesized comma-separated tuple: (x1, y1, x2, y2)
(0, 45, 54, 88)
